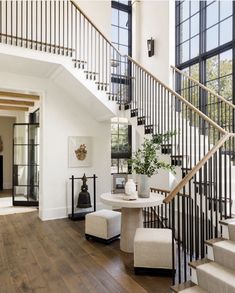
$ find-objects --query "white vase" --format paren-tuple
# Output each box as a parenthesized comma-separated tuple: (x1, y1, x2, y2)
(138, 174, 150, 198)
(124, 179, 137, 200)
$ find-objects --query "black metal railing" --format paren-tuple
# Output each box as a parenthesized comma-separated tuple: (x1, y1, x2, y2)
(171, 65, 235, 134)
(1, 0, 234, 287)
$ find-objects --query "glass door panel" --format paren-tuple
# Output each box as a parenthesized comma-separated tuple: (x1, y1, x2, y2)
(13, 123, 39, 206)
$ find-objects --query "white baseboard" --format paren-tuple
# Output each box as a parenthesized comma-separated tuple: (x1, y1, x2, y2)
(39, 202, 109, 221)
(39, 207, 67, 221)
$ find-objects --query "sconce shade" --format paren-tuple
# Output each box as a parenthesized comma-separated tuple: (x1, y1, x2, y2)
(147, 38, 154, 57)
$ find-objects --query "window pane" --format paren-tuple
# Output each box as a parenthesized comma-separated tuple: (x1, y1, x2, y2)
(190, 63, 199, 80)
(180, 1, 190, 22)
(190, 13, 199, 37)
(219, 17, 232, 46)
(219, 75, 232, 100)
(206, 55, 219, 81)
(206, 0, 215, 6)
(119, 10, 128, 28)
(119, 0, 129, 4)
(191, 1, 200, 14)
(190, 35, 199, 58)
(119, 159, 128, 173)
(220, 0, 232, 20)
(119, 28, 128, 45)
(220, 50, 232, 77)
(206, 1, 218, 28)
(111, 26, 118, 43)
(112, 9, 118, 26)
(119, 44, 129, 55)
(206, 79, 219, 93)
(111, 124, 118, 132)
(119, 124, 128, 135)
(180, 41, 189, 63)
(180, 20, 190, 42)
(111, 159, 118, 174)
(206, 25, 218, 51)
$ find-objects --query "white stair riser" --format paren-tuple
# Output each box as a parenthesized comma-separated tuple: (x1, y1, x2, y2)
(191, 267, 198, 285)
(206, 245, 214, 261)
(221, 225, 229, 239)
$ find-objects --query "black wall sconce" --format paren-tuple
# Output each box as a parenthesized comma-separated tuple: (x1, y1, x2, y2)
(147, 38, 154, 57)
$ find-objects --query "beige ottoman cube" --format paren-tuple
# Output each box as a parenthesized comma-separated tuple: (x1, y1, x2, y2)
(85, 209, 121, 243)
(134, 228, 174, 274)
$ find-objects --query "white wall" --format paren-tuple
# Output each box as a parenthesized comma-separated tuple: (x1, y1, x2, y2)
(76, 0, 111, 39)
(0, 71, 111, 221)
(132, 0, 175, 85)
(0, 116, 15, 189)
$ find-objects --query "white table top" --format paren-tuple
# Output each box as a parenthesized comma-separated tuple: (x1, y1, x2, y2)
(100, 192, 165, 208)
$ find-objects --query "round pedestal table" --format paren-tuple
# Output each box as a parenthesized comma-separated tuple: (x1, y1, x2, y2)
(100, 192, 165, 253)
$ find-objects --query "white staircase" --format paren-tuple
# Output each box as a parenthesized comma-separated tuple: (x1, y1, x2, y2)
(171, 219, 235, 292)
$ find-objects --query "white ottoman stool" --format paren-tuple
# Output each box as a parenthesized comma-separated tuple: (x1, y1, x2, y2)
(134, 228, 174, 275)
(85, 209, 121, 244)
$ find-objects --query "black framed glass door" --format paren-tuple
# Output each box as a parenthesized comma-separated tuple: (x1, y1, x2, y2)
(12, 123, 39, 206)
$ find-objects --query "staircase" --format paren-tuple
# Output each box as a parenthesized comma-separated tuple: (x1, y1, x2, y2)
(0, 0, 235, 289)
(171, 219, 235, 292)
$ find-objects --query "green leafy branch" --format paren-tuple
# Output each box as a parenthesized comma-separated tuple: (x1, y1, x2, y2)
(128, 131, 176, 177)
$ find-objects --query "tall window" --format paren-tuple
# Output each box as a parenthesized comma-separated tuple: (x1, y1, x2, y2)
(110, 1, 132, 175)
(111, 117, 131, 174)
(111, 1, 132, 56)
(111, 1, 132, 103)
(176, 1, 234, 108)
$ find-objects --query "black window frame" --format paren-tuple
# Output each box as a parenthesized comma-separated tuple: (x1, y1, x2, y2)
(175, 0, 235, 131)
(111, 1, 132, 103)
(111, 119, 132, 174)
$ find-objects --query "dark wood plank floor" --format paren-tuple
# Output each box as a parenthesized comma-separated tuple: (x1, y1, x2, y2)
(0, 211, 172, 293)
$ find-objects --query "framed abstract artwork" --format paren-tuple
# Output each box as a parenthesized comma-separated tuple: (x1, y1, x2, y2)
(68, 136, 92, 167)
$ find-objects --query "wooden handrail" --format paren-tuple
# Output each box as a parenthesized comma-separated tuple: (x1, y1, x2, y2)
(163, 133, 233, 204)
(171, 65, 235, 110)
(70, 0, 121, 56)
(71, 1, 227, 135)
(126, 56, 227, 135)
(0, 33, 75, 52)
(150, 187, 190, 197)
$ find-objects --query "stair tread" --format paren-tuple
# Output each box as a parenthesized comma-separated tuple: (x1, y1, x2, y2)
(188, 258, 211, 269)
(173, 286, 208, 293)
(219, 218, 235, 226)
(197, 261, 235, 288)
(214, 239, 235, 251)
(171, 281, 200, 292)
(72, 59, 87, 63)
(205, 238, 225, 246)
(213, 240, 235, 271)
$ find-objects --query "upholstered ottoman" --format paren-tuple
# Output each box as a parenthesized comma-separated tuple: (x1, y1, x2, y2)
(134, 228, 174, 275)
(85, 209, 121, 244)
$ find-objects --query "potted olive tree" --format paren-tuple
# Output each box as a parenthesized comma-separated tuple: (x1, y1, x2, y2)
(129, 132, 176, 198)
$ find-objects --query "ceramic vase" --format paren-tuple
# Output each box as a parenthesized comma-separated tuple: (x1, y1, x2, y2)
(124, 179, 137, 200)
(138, 174, 150, 198)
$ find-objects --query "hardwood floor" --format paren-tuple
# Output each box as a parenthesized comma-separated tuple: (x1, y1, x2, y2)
(0, 211, 172, 293)
(0, 189, 12, 198)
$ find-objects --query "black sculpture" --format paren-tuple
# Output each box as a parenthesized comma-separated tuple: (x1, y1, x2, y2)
(77, 173, 92, 208)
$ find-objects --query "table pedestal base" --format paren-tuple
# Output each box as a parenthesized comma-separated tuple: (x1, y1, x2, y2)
(120, 207, 143, 253)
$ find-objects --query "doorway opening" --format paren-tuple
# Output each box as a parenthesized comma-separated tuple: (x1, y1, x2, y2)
(0, 90, 40, 214)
